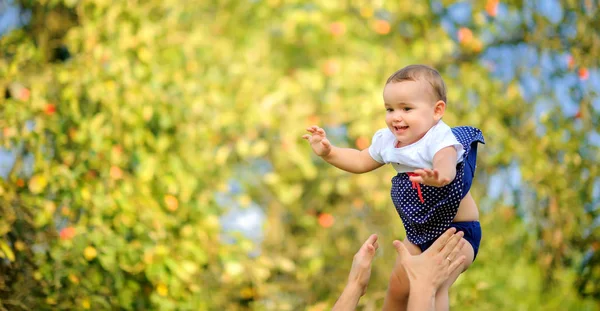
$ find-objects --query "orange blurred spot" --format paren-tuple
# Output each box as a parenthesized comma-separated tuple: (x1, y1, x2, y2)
(44, 103, 56, 115)
(68, 127, 77, 139)
(19, 88, 30, 101)
(373, 20, 391, 35)
(307, 115, 320, 126)
(61, 206, 71, 216)
(113, 145, 123, 155)
(592, 242, 600, 251)
(318, 213, 335, 228)
(458, 27, 473, 44)
(471, 39, 484, 53)
(574, 110, 582, 119)
(485, 0, 499, 17)
(60, 227, 76, 240)
(329, 22, 346, 37)
(352, 198, 364, 209)
(110, 166, 123, 180)
(579, 67, 589, 81)
(322, 59, 339, 76)
(164, 195, 179, 212)
(281, 139, 291, 151)
(16, 178, 25, 187)
(355, 136, 369, 150)
(566, 55, 575, 70)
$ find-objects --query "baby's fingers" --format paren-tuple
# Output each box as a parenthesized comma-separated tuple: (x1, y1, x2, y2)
(423, 168, 435, 178)
(408, 175, 425, 184)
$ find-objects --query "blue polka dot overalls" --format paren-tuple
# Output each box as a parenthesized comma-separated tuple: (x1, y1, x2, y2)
(391, 126, 485, 245)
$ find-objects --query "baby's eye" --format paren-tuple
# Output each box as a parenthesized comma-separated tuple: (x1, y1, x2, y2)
(386, 108, 393, 112)
(403, 107, 412, 111)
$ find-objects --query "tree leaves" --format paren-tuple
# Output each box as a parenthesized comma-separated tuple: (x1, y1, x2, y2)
(0, 0, 598, 309)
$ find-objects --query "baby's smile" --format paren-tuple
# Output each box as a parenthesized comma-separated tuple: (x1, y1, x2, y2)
(393, 125, 409, 132)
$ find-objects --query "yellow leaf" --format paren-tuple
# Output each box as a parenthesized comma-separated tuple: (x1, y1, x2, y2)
(81, 298, 91, 309)
(84, 246, 97, 261)
(28, 175, 48, 194)
(156, 284, 168, 297)
(0, 240, 15, 261)
(224, 261, 244, 277)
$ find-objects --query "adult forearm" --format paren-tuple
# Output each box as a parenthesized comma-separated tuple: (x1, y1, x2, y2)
(407, 284, 437, 311)
(332, 283, 363, 311)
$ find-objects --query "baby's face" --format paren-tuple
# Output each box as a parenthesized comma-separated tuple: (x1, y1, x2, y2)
(383, 79, 445, 147)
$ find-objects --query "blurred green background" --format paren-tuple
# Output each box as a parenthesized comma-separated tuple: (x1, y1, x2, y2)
(0, 0, 599, 310)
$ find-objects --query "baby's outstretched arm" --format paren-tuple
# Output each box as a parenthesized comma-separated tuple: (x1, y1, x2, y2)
(409, 146, 457, 187)
(302, 125, 383, 174)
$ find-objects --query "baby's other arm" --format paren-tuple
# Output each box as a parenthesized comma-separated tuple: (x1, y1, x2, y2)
(409, 146, 457, 187)
(323, 146, 383, 174)
(432, 146, 457, 182)
(303, 125, 383, 174)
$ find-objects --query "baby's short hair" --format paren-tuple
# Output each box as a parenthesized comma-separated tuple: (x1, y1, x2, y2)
(386, 65, 447, 104)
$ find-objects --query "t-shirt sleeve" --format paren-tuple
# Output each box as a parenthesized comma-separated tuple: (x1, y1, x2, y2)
(427, 124, 465, 163)
(368, 128, 388, 164)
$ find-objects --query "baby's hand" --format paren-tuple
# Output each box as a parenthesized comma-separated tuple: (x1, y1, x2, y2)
(409, 168, 451, 187)
(302, 125, 332, 157)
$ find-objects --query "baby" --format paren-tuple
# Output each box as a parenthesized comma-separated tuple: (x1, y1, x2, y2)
(302, 64, 484, 311)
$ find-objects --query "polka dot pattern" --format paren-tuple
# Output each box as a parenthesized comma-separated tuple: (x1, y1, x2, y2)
(391, 126, 485, 245)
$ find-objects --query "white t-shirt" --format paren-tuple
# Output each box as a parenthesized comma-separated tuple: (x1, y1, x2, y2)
(368, 120, 465, 173)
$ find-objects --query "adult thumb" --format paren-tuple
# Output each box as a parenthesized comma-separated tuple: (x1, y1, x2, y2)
(393, 240, 409, 259)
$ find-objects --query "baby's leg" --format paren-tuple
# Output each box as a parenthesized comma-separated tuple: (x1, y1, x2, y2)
(382, 239, 422, 311)
(434, 237, 475, 311)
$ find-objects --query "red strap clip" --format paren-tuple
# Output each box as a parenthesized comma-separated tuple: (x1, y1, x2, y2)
(406, 172, 424, 203)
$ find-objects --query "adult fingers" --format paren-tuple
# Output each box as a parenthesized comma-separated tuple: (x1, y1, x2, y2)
(393, 240, 410, 260)
(428, 228, 457, 253)
(363, 234, 378, 247)
(440, 231, 464, 258)
(448, 255, 466, 275)
(446, 239, 465, 261)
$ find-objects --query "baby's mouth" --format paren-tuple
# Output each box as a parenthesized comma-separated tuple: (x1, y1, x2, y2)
(394, 126, 409, 131)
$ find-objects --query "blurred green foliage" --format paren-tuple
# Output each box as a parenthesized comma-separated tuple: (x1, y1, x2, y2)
(0, 0, 599, 310)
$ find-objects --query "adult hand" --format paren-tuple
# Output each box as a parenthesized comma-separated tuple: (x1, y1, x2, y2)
(393, 228, 466, 291)
(332, 234, 379, 311)
(347, 234, 379, 295)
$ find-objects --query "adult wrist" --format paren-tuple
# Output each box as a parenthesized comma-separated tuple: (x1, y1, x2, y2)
(332, 282, 363, 311)
(344, 281, 365, 297)
(409, 281, 437, 297)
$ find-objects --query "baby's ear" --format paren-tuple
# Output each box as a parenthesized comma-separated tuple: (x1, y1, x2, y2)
(433, 100, 446, 120)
